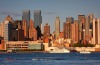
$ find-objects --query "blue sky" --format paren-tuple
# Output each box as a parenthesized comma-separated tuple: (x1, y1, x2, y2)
(0, 0, 100, 33)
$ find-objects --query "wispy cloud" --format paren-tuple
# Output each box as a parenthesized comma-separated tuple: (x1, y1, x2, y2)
(0, 11, 22, 17)
(42, 11, 58, 15)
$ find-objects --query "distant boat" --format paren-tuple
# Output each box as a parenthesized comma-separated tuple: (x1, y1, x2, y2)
(79, 50, 91, 54)
(49, 47, 70, 53)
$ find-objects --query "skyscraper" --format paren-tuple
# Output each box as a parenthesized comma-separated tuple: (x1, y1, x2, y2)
(4, 21, 13, 41)
(12, 29, 24, 41)
(78, 15, 85, 42)
(55, 16, 60, 39)
(71, 20, 79, 43)
(0, 15, 13, 38)
(43, 23, 50, 38)
(64, 18, 71, 39)
(22, 10, 30, 26)
(34, 10, 42, 39)
(34, 10, 42, 29)
(13, 20, 22, 29)
(29, 19, 37, 41)
(63, 17, 74, 39)
(78, 15, 85, 29)
(93, 18, 100, 44)
(85, 15, 92, 43)
(89, 14, 94, 29)
(22, 20, 28, 39)
(43, 23, 50, 43)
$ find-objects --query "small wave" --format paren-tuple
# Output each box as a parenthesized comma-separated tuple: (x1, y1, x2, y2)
(32, 57, 65, 61)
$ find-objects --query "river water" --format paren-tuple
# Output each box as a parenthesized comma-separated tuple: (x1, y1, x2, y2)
(0, 52, 100, 65)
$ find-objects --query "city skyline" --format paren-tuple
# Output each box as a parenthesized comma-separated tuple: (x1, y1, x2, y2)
(0, 0, 100, 32)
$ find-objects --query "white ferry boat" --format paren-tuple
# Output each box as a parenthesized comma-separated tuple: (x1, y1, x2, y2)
(49, 47, 70, 53)
(79, 50, 91, 54)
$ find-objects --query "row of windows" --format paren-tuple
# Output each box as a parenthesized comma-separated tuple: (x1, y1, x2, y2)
(6, 44, 28, 46)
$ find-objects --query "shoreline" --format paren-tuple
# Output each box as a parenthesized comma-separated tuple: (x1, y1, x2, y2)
(0, 51, 100, 54)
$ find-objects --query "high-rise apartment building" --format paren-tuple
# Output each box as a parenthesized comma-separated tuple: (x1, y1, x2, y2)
(64, 19, 71, 39)
(22, 10, 30, 26)
(12, 29, 24, 41)
(78, 15, 85, 29)
(43, 23, 50, 43)
(34, 10, 42, 29)
(0, 15, 13, 37)
(55, 16, 60, 39)
(43, 23, 50, 38)
(89, 14, 94, 30)
(13, 20, 22, 29)
(4, 21, 13, 41)
(29, 19, 37, 41)
(85, 15, 91, 42)
(0, 22, 4, 37)
(22, 20, 28, 39)
(71, 20, 79, 43)
(93, 18, 100, 44)
(78, 15, 85, 42)
(34, 10, 42, 39)
(89, 14, 94, 24)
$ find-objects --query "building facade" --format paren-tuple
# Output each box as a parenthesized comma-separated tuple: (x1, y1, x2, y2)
(29, 19, 37, 41)
(71, 20, 79, 43)
(63, 21, 71, 39)
(34, 10, 42, 39)
(4, 21, 13, 41)
(85, 15, 91, 43)
(43, 23, 50, 43)
(13, 20, 22, 29)
(22, 20, 28, 39)
(22, 10, 30, 26)
(93, 18, 100, 44)
(43, 23, 50, 37)
(34, 10, 42, 29)
(55, 16, 60, 39)
(78, 15, 85, 42)
(5, 41, 44, 50)
(12, 29, 24, 41)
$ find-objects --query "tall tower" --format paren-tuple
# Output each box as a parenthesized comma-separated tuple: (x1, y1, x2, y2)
(29, 19, 37, 41)
(89, 14, 94, 32)
(63, 17, 72, 39)
(22, 10, 30, 26)
(4, 21, 13, 41)
(43, 23, 50, 43)
(43, 23, 50, 38)
(22, 20, 28, 39)
(85, 15, 90, 42)
(64, 22, 71, 39)
(13, 20, 22, 29)
(0, 15, 13, 38)
(71, 20, 79, 43)
(0, 22, 4, 37)
(93, 18, 100, 44)
(34, 10, 42, 39)
(78, 15, 85, 29)
(34, 10, 42, 29)
(55, 16, 60, 39)
(78, 15, 85, 42)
